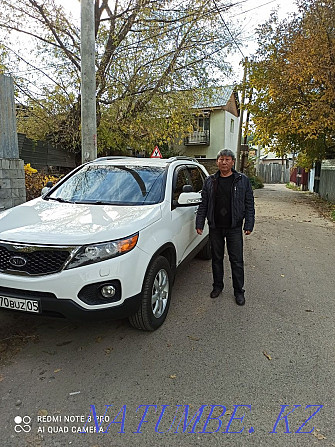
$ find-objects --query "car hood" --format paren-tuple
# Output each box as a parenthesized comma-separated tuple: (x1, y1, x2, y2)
(0, 198, 162, 245)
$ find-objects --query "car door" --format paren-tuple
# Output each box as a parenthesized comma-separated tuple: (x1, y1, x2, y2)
(170, 165, 205, 264)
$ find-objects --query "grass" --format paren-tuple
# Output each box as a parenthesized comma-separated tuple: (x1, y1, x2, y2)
(286, 182, 301, 191)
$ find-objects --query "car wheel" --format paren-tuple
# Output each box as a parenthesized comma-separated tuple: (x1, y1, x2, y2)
(197, 237, 211, 260)
(129, 256, 172, 331)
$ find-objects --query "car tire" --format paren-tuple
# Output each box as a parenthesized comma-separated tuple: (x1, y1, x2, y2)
(129, 256, 172, 331)
(197, 237, 211, 260)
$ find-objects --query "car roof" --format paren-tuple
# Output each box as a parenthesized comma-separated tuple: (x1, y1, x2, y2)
(91, 156, 200, 167)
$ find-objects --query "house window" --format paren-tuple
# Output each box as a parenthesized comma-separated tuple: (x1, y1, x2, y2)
(230, 119, 235, 133)
(194, 115, 210, 132)
(185, 113, 210, 145)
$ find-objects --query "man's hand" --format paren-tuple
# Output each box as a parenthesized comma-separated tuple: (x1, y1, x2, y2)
(244, 230, 252, 235)
(196, 228, 203, 235)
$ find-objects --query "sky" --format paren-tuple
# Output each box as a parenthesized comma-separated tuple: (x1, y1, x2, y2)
(55, 0, 299, 83)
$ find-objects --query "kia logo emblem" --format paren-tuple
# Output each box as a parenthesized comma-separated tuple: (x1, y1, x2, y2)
(9, 256, 27, 267)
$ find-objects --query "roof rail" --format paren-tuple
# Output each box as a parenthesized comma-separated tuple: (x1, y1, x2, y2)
(93, 156, 134, 162)
(167, 156, 199, 163)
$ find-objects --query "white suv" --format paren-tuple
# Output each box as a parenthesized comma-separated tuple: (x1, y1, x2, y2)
(0, 157, 210, 330)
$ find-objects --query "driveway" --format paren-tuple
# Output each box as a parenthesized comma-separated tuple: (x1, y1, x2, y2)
(0, 184, 334, 447)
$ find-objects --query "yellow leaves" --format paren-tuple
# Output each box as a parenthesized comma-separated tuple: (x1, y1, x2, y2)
(24, 163, 37, 174)
(24, 164, 60, 201)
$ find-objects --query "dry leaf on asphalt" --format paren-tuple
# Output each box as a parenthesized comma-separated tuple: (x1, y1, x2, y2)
(38, 409, 48, 417)
(169, 375, 177, 379)
(312, 429, 327, 440)
(187, 336, 200, 341)
(54, 369, 61, 373)
(0, 375, 4, 382)
(263, 351, 272, 360)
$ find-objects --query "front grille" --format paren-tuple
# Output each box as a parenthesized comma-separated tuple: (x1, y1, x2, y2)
(0, 242, 72, 276)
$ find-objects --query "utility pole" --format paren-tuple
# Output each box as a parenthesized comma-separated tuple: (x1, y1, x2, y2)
(236, 57, 248, 172)
(240, 88, 253, 173)
(81, 0, 97, 163)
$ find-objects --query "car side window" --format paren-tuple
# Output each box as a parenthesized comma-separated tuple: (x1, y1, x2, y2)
(173, 168, 191, 202)
(187, 166, 206, 192)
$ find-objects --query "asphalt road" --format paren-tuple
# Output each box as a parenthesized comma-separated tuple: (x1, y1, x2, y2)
(0, 184, 334, 447)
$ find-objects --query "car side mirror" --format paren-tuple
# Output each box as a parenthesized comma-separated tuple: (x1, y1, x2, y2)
(177, 191, 202, 206)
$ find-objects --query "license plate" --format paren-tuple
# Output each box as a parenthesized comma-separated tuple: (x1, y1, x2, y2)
(0, 295, 40, 313)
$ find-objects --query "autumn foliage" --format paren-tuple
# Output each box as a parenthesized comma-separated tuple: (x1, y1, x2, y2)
(24, 164, 60, 201)
(247, 0, 335, 168)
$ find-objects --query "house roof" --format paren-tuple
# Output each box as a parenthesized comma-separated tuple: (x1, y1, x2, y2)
(193, 85, 238, 110)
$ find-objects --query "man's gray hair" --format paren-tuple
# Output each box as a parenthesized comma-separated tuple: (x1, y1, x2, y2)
(216, 149, 236, 161)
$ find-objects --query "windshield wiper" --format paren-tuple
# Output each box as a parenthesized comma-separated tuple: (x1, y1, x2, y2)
(47, 197, 73, 203)
(73, 200, 113, 205)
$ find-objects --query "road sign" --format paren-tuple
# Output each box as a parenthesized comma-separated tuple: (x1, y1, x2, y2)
(151, 146, 162, 158)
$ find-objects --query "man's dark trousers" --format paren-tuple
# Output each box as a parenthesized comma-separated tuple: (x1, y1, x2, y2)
(209, 226, 244, 295)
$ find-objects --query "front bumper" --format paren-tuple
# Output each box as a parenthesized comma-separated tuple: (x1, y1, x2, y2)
(0, 246, 151, 319)
(0, 285, 142, 320)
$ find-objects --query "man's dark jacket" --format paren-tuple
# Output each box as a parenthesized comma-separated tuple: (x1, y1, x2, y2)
(196, 169, 255, 232)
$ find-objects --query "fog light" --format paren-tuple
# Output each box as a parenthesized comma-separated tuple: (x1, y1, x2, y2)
(100, 285, 116, 298)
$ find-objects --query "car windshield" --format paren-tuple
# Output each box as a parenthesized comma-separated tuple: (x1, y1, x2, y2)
(47, 164, 166, 205)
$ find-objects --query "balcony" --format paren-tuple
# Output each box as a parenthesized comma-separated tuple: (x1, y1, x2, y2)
(184, 130, 210, 145)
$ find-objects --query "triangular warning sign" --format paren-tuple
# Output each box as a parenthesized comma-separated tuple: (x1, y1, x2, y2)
(150, 146, 162, 158)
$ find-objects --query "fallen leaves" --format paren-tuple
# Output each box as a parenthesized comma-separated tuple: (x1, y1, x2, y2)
(263, 351, 272, 361)
(169, 374, 177, 379)
(312, 429, 327, 440)
(38, 409, 48, 417)
(187, 335, 200, 341)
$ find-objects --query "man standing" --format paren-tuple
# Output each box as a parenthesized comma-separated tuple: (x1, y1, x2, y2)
(196, 149, 255, 305)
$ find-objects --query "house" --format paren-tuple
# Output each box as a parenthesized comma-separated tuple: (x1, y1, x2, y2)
(172, 86, 240, 159)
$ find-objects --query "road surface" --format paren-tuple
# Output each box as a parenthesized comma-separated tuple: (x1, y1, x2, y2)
(0, 184, 334, 447)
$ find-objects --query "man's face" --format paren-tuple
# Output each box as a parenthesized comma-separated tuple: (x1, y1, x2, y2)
(216, 156, 235, 174)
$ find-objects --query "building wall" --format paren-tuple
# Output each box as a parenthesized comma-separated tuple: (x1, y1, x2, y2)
(224, 112, 238, 154)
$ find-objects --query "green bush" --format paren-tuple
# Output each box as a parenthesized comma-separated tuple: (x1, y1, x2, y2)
(248, 175, 264, 189)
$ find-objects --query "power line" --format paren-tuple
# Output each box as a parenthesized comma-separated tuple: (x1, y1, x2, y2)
(233, 0, 279, 17)
(213, 0, 245, 58)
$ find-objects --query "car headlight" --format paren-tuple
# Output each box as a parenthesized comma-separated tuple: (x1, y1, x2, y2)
(66, 233, 139, 269)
